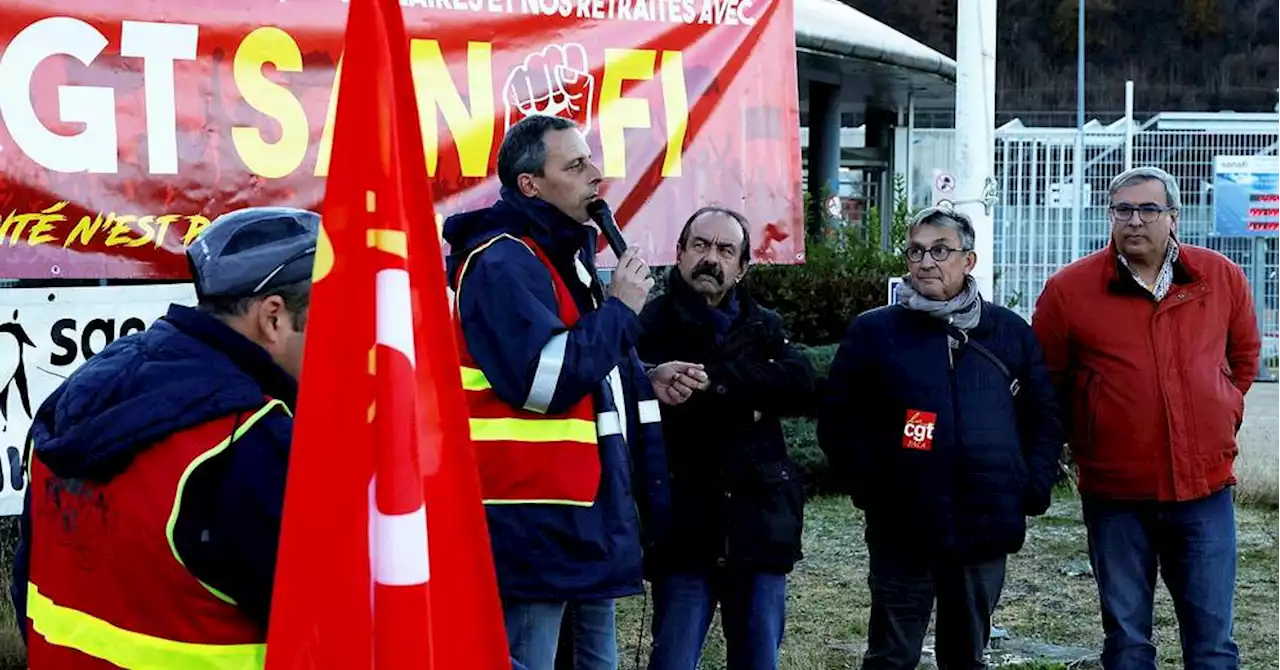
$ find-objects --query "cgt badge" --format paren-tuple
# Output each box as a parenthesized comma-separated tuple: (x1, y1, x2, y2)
(902, 410, 937, 451)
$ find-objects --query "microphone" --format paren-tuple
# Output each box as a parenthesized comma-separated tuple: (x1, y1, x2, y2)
(587, 199, 628, 259)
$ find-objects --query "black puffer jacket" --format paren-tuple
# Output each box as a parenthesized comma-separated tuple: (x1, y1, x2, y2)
(818, 302, 1064, 562)
(637, 271, 815, 575)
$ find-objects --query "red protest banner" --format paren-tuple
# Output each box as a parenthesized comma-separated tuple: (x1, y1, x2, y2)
(0, 0, 802, 279)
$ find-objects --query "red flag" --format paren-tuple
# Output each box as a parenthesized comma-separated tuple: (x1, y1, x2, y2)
(264, 0, 510, 666)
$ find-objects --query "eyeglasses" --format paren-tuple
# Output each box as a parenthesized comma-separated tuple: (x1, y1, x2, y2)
(1110, 204, 1176, 223)
(252, 245, 317, 294)
(906, 244, 971, 263)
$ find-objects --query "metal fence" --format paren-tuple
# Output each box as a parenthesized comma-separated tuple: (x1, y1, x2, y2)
(906, 117, 1279, 379)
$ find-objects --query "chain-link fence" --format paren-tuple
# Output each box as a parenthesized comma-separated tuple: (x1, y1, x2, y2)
(905, 116, 1279, 379)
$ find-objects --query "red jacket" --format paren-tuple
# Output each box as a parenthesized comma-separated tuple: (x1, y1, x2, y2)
(1033, 243, 1261, 502)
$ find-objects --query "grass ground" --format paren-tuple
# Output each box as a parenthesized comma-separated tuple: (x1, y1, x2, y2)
(1234, 383, 1279, 506)
(0, 494, 1272, 669)
(616, 493, 1279, 670)
(1236, 451, 1279, 506)
(0, 518, 20, 670)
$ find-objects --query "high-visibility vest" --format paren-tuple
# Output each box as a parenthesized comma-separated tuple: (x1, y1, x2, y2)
(26, 400, 288, 670)
(453, 234, 607, 506)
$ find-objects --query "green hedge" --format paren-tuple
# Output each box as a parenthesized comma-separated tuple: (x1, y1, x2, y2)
(746, 240, 903, 346)
(747, 176, 912, 346)
(788, 345, 839, 496)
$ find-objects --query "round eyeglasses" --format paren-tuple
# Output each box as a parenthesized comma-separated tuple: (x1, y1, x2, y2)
(906, 244, 971, 263)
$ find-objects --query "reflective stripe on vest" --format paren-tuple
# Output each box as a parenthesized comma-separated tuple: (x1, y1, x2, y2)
(165, 400, 292, 605)
(28, 400, 287, 669)
(27, 582, 266, 670)
(454, 233, 603, 506)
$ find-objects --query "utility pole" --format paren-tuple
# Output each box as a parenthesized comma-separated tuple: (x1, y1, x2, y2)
(1072, 0, 1085, 260)
(954, 0, 997, 298)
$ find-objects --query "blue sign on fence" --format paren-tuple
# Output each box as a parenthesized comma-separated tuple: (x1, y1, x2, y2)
(887, 276, 904, 305)
(1213, 156, 1280, 237)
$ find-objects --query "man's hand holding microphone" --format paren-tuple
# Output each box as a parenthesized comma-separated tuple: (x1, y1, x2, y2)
(589, 199, 654, 315)
(610, 247, 654, 314)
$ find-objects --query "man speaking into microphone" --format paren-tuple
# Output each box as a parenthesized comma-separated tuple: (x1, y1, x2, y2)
(443, 114, 675, 670)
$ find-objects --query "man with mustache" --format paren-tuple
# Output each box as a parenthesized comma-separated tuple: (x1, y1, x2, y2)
(820, 206, 1064, 670)
(1033, 166, 1260, 670)
(443, 114, 671, 670)
(636, 206, 815, 670)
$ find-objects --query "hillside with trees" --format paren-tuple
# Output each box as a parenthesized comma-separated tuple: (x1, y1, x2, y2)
(850, 0, 1279, 122)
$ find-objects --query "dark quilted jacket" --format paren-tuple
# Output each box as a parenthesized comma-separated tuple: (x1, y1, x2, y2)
(819, 302, 1064, 561)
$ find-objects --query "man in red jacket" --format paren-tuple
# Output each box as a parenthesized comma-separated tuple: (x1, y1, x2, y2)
(1033, 166, 1261, 670)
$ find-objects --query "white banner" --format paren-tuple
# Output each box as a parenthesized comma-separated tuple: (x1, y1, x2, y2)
(0, 284, 196, 515)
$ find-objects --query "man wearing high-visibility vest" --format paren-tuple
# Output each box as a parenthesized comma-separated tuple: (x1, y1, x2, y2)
(12, 207, 318, 669)
(443, 114, 674, 670)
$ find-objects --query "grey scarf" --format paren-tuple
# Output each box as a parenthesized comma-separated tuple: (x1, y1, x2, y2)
(896, 275, 982, 343)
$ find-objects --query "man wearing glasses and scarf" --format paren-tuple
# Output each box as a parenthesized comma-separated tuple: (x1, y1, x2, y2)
(819, 206, 1064, 670)
(1033, 167, 1260, 670)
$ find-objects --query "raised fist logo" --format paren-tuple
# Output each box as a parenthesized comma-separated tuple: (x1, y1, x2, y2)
(503, 44, 596, 134)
